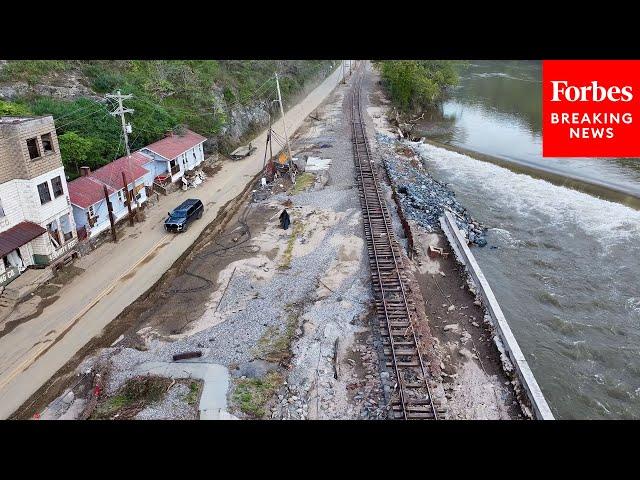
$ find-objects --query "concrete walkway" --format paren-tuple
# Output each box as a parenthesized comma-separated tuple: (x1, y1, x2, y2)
(0, 65, 345, 419)
(133, 361, 233, 420)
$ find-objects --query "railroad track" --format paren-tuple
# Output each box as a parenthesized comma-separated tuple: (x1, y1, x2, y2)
(350, 69, 441, 420)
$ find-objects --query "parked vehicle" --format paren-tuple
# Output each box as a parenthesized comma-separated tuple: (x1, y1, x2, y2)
(164, 198, 204, 232)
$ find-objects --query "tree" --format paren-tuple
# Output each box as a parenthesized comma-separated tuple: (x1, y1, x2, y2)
(375, 60, 459, 112)
(58, 132, 94, 179)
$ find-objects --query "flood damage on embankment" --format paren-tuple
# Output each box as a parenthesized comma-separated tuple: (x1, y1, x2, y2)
(20, 63, 536, 420)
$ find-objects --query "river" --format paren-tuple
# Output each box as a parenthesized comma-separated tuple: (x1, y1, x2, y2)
(412, 60, 640, 419)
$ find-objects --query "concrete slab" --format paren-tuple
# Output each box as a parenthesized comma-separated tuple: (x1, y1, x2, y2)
(133, 361, 232, 420)
(441, 211, 554, 420)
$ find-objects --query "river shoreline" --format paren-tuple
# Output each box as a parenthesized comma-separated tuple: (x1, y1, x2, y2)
(366, 65, 527, 419)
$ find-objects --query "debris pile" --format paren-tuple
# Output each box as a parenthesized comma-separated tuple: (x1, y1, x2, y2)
(378, 134, 487, 247)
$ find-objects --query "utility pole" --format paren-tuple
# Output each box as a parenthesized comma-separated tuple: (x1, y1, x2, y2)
(107, 90, 140, 214)
(106, 90, 134, 156)
(103, 184, 117, 242)
(122, 171, 134, 226)
(274, 73, 293, 164)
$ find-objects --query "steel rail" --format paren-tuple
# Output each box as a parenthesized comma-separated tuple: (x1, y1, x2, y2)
(350, 68, 438, 420)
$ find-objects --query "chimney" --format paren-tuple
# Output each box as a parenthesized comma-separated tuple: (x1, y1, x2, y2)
(80, 166, 91, 177)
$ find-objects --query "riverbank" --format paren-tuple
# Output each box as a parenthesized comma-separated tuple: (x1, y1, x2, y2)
(22, 63, 529, 421)
(364, 64, 526, 419)
(408, 60, 640, 209)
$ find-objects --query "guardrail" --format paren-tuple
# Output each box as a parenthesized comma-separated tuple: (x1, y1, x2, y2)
(440, 211, 554, 420)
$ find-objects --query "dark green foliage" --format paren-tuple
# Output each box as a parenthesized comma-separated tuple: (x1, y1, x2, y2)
(374, 60, 459, 112)
(29, 97, 122, 178)
(57, 132, 96, 178)
(1, 60, 336, 175)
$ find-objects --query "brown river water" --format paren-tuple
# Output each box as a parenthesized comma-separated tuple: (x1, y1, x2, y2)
(411, 60, 640, 419)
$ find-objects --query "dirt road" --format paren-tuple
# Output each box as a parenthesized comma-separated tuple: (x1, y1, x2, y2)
(0, 65, 344, 419)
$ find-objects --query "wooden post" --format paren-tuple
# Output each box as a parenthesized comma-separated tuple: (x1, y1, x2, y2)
(104, 185, 117, 242)
(122, 171, 134, 226)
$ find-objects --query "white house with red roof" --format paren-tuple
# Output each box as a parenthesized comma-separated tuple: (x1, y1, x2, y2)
(139, 129, 207, 184)
(67, 154, 151, 238)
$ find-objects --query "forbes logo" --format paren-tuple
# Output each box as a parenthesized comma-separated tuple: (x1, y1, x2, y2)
(542, 60, 640, 157)
(550, 80, 633, 102)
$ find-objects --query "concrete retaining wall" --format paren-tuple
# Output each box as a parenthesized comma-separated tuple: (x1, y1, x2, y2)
(440, 211, 554, 420)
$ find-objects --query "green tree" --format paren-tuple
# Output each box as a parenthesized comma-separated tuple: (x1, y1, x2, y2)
(375, 60, 459, 112)
(58, 132, 95, 179)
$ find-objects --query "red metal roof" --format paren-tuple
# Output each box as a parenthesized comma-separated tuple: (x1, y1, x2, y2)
(144, 129, 206, 160)
(68, 176, 116, 209)
(130, 150, 153, 166)
(91, 155, 149, 191)
(0, 221, 47, 257)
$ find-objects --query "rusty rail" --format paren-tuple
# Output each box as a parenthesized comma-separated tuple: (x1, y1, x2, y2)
(350, 70, 440, 420)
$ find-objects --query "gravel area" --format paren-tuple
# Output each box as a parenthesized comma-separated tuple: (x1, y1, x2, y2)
(42, 72, 387, 420)
(135, 382, 198, 420)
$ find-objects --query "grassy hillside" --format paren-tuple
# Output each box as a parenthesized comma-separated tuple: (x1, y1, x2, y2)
(0, 60, 336, 179)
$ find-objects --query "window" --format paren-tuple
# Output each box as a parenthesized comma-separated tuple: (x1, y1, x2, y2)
(51, 176, 64, 198)
(0, 198, 5, 217)
(88, 205, 95, 218)
(117, 190, 124, 203)
(193, 150, 197, 160)
(26, 138, 40, 159)
(41, 133, 53, 153)
(37, 182, 52, 204)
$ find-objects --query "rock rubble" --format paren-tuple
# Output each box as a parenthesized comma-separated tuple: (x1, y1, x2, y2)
(377, 134, 488, 247)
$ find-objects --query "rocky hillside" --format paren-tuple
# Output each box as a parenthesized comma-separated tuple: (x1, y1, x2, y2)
(0, 60, 336, 178)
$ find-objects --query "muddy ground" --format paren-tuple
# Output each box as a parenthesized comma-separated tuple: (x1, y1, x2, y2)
(21, 72, 387, 420)
(22, 63, 524, 420)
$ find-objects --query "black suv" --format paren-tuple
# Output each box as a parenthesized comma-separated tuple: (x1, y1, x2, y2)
(164, 198, 204, 233)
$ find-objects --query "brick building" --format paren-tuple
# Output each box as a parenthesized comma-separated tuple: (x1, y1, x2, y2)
(0, 116, 77, 287)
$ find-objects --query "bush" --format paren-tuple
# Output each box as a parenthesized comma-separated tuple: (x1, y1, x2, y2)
(0, 100, 31, 116)
(375, 60, 459, 112)
(58, 132, 95, 179)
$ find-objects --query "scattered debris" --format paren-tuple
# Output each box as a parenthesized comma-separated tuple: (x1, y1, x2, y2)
(172, 351, 202, 362)
(428, 245, 450, 259)
(91, 375, 173, 420)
